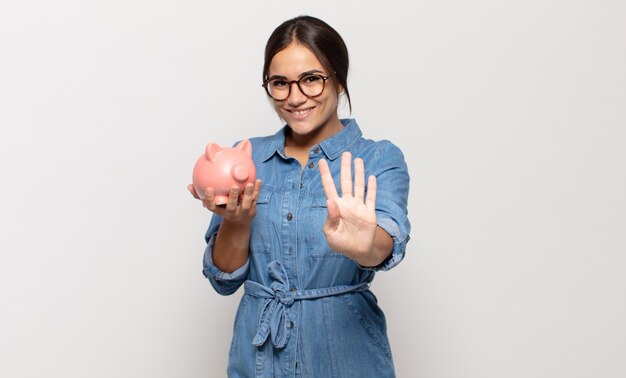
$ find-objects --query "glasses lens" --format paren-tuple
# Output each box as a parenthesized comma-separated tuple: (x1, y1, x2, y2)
(299, 75, 325, 97)
(265, 75, 326, 100)
(267, 79, 289, 101)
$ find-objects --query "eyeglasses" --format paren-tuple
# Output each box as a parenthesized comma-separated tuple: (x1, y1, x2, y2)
(262, 74, 329, 101)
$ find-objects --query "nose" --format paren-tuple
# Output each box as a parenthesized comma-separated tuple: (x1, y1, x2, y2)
(231, 164, 249, 182)
(286, 81, 307, 106)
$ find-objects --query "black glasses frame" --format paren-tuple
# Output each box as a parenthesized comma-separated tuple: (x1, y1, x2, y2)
(262, 74, 330, 101)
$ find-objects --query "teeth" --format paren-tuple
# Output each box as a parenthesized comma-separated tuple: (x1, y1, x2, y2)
(293, 109, 311, 115)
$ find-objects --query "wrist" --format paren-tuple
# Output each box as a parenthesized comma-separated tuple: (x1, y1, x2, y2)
(351, 226, 393, 267)
(217, 220, 252, 248)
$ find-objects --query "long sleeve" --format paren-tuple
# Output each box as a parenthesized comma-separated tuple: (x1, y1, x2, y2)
(201, 214, 249, 295)
(364, 140, 411, 271)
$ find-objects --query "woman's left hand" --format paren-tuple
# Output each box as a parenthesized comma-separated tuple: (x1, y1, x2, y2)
(318, 151, 378, 261)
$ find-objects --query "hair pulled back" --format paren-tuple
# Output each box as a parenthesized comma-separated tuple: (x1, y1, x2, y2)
(263, 15, 352, 111)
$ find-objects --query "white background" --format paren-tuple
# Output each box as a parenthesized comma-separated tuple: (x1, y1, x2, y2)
(1, 1, 625, 377)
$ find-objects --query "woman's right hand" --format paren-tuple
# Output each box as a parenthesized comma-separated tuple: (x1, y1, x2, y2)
(188, 180, 262, 273)
(187, 179, 262, 226)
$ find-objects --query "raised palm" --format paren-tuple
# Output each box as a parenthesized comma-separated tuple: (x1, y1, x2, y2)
(318, 152, 378, 259)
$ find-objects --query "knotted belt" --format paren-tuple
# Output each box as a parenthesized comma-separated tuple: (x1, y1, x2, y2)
(244, 260, 370, 349)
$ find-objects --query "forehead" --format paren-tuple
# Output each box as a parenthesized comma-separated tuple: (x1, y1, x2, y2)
(268, 43, 325, 77)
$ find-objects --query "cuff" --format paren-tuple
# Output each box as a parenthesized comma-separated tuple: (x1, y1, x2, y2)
(202, 231, 249, 283)
(359, 217, 410, 272)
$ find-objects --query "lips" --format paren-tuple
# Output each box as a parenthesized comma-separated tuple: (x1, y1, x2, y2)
(286, 106, 315, 120)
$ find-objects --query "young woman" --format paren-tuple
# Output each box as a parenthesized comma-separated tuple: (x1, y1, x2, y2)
(189, 15, 410, 377)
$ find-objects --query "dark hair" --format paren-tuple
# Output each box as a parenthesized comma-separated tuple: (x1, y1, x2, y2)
(263, 15, 352, 112)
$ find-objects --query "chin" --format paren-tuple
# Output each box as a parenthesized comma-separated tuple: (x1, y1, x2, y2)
(288, 122, 318, 136)
(283, 114, 318, 132)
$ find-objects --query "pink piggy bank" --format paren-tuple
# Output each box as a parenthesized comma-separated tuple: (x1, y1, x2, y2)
(192, 140, 256, 204)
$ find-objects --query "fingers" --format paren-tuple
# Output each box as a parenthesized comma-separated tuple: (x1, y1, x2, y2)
(319, 153, 372, 203)
(224, 186, 240, 213)
(188, 184, 200, 200)
(340, 152, 352, 197)
(240, 179, 262, 211)
(318, 158, 339, 200)
(251, 179, 262, 206)
(203, 187, 217, 212)
(239, 182, 255, 209)
(353, 158, 365, 201)
(365, 175, 377, 210)
(325, 198, 340, 232)
(199, 180, 262, 221)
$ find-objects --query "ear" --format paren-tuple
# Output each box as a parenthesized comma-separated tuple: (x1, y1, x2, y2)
(205, 143, 222, 161)
(235, 139, 252, 157)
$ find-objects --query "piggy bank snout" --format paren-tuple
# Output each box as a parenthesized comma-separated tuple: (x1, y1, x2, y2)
(231, 164, 249, 182)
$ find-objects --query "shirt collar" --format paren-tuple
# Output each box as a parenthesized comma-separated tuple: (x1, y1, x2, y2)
(259, 118, 362, 162)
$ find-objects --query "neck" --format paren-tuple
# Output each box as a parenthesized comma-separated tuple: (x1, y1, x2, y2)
(284, 117, 343, 168)
(285, 117, 343, 150)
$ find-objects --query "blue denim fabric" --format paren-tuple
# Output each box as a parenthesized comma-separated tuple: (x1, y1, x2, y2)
(202, 119, 411, 377)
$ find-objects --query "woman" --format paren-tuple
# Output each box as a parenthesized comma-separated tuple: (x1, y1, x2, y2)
(189, 15, 410, 377)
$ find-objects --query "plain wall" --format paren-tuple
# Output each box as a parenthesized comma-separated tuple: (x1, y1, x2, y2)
(1, 0, 625, 377)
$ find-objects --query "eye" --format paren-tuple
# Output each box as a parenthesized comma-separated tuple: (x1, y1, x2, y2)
(301, 75, 322, 85)
(270, 79, 289, 88)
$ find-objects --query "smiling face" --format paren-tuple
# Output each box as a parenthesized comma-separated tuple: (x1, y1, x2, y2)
(267, 42, 343, 147)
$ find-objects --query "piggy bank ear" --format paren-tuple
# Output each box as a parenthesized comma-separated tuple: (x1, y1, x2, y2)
(235, 139, 252, 157)
(205, 143, 222, 162)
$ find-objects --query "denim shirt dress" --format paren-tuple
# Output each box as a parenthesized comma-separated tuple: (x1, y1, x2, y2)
(202, 119, 411, 378)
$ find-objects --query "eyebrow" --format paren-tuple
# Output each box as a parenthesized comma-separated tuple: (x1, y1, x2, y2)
(267, 69, 325, 81)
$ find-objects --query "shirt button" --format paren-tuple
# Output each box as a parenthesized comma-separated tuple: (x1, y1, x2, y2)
(308, 162, 314, 169)
(313, 147, 320, 154)
(290, 287, 296, 292)
(299, 183, 303, 189)
(287, 213, 293, 221)
(287, 321, 294, 329)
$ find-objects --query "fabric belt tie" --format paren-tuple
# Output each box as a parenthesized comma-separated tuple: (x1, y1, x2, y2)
(244, 260, 370, 349)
